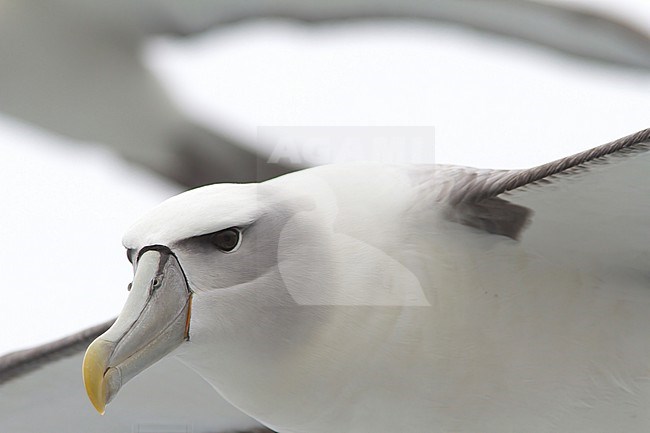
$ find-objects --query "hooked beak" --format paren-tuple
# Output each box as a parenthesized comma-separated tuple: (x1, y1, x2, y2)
(82, 248, 192, 414)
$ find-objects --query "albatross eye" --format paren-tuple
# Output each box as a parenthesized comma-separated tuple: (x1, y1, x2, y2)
(210, 227, 241, 252)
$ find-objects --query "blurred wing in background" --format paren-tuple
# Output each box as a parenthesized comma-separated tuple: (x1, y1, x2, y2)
(0, 1, 297, 188)
(146, 0, 650, 70)
(0, 323, 266, 433)
(0, 0, 649, 188)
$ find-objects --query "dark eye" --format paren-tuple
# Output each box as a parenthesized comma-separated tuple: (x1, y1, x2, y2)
(210, 227, 241, 252)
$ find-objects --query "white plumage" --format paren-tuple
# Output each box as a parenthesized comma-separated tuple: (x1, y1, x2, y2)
(93, 130, 650, 432)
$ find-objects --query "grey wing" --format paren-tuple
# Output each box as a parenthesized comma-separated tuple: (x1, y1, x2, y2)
(447, 128, 650, 275)
(0, 326, 264, 433)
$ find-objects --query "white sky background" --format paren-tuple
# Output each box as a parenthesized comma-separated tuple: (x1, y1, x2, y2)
(0, 119, 179, 355)
(146, 20, 650, 169)
(1, 9, 650, 356)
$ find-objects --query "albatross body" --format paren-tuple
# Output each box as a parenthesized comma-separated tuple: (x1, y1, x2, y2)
(84, 130, 650, 433)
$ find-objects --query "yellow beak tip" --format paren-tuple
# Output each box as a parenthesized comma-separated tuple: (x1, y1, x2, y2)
(90, 396, 107, 416)
(82, 339, 111, 415)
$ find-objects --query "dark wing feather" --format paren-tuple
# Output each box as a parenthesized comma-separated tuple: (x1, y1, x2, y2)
(447, 128, 650, 280)
(0, 319, 113, 385)
(0, 321, 268, 431)
(458, 128, 650, 202)
(446, 128, 650, 241)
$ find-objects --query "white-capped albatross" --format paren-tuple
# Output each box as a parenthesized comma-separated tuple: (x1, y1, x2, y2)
(84, 128, 650, 433)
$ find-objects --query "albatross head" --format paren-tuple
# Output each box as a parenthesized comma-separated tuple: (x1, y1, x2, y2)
(82, 165, 428, 418)
(82, 181, 274, 414)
